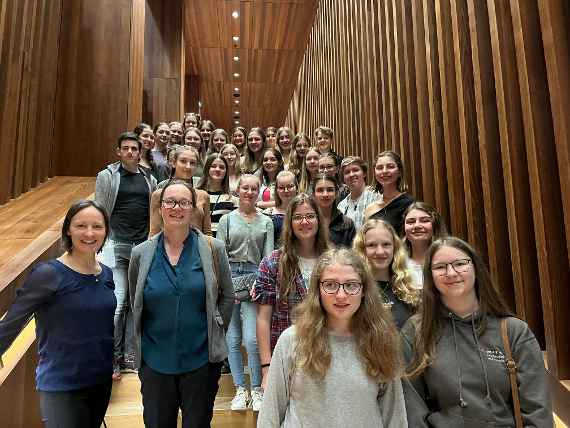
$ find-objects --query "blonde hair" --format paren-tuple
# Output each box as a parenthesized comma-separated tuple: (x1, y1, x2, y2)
(294, 248, 402, 382)
(353, 219, 421, 307)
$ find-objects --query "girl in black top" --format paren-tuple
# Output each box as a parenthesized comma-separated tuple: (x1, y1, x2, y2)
(312, 174, 356, 248)
(196, 153, 238, 237)
(364, 150, 414, 235)
(353, 218, 420, 328)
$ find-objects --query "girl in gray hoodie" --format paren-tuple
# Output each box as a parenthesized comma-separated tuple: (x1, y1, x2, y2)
(401, 237, 553, 427)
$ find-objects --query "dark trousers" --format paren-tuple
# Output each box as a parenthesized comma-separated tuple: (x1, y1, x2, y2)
(139, 361, 223, 428)
(39, 381, 112, 428)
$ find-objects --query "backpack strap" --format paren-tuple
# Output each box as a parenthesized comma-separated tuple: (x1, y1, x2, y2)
(501, 318, 523, 428)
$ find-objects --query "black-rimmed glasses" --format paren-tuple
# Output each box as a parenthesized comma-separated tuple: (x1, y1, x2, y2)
(320, 280, 362, 295)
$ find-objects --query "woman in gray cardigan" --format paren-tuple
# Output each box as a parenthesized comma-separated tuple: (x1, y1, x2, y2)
(128, 179, 234, 428)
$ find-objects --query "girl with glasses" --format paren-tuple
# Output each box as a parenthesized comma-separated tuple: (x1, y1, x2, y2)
(255, 194, 330, 392)
(353, 219, 420, 329)
(402, 237, 552, 427)
(148, 146, 211, 237)
(258, 248, 407, 427)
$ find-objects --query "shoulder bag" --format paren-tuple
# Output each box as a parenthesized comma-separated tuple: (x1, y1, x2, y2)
(226, 216, 256, 302)
(501, 318, 523, 428)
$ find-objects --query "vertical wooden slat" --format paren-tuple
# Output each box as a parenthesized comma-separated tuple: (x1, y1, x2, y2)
(510, 0, 570, 379)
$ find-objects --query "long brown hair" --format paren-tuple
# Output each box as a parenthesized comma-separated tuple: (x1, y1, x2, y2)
(406, 237, 513, 377)
(373, 150, 408, 193)
(403, 201, 448, 256)
(294, 248, 402, 382)
(353, 219, 421, 307)
(278, 194, 329, 302)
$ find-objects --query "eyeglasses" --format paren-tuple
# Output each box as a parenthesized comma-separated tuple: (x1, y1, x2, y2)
(292, 213, 317, 223)
(431, 259, 472, 276)
(162, 199, 193, 209)
(320, 280, 362, 295)
(319, 165, 336, 171)
(277, 184, 296, 191)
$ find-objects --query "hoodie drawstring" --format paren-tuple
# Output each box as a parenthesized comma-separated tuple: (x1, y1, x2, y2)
(471, 316, 492, 403)
(450, 314, 467, 408)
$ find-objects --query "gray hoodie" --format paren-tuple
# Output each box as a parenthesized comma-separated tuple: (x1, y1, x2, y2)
(94, 161, 157, 238)
(401, 312, 553, 427)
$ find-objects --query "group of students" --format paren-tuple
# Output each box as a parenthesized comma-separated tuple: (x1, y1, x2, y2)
(0, 115, 554, 428)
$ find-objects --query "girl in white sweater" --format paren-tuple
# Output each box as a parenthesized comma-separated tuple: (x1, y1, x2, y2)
(258, 248, 408, 427)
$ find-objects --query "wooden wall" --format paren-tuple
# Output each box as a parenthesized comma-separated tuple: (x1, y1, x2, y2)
(54, 0, 144, 176)
(142, 0, 183, 126)
(286, 0, 570, 381)
(0, 0, 63, 204)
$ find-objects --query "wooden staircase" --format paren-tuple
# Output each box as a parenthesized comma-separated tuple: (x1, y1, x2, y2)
(103, 373, 258, 427)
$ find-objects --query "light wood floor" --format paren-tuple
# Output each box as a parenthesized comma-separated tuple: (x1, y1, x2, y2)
(104, 373, 258, 428)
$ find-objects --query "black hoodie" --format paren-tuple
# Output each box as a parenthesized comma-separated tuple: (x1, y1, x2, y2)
(401, 311, 553, 427)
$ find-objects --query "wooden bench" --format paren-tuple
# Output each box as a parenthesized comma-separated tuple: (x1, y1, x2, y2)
(0, 177, 95, 428)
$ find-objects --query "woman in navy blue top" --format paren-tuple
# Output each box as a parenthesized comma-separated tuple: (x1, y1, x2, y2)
(0, 200, 116, 428)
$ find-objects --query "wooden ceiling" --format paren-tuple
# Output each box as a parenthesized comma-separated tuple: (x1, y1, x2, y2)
(184, 0, 318, 131)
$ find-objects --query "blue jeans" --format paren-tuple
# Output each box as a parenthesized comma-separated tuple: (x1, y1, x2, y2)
(100, 239, 137, 363)
(226, 262, 261, 388)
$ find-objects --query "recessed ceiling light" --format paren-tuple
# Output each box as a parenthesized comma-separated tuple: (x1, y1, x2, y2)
(234, 87, 239, 92)
(233, 56, 239, 62)
(232, 11, 239, 19)
(232, 36, 240, 42)
(233, 73, 240, 78)
(234, 111, 239, 115)
(234, 100, 239, 104)
(235, 120, 240, 125)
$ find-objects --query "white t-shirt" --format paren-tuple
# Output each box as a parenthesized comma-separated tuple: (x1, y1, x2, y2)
(298, 256, 317, 289)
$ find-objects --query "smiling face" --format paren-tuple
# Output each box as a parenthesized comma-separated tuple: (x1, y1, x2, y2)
(294, 138, 310, 158)
(314, 179, 336, 210)
(364, 225, 394, 275)
(221, 146, 238, 168)
(247, 131, 264, 154)
(291, 202, 319, 242)
(305, 149, 320, 175)
(318, 156, 338, 178)
(319, 263, 363, 326)
(232, 130, 245, 149)
(208, 158, 227, 182)
(184, 129, 202, 150)
(238, 176, 260, 206)
(262, 149, 279, 175)
(160, 184, 194, 228)
(278, 131, 292, 152)
(211, 132, 227, 152)
(67, 206, 107, 255)
(201, 125, 213, 142)
(343, 163, 365, 192)
(405, 208, 434, 245)
(155, 124, 170, 147)
(431, 245, 476, 307)
(139, 128, 155, 151)
(266, 130, 277, 148)
(173, 150, 198, 180)
(316, 131, 332, 153)
(169, 122, 183, 144)
(375, 155, 400, 189)
(276, 174, 297, 204)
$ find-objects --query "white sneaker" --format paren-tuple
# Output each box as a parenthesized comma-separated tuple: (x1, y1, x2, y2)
(251, 387, 263, 412)
(231, 386, 250, 411)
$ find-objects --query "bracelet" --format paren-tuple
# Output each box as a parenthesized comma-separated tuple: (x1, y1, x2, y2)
(261, 363, 271, 368)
